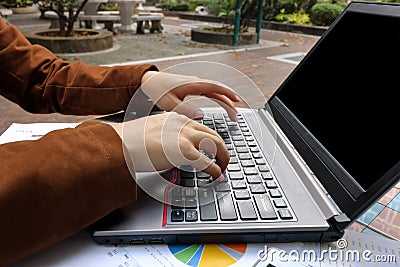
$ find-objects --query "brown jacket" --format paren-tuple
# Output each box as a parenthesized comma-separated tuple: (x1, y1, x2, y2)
(0, 18, 157, 266)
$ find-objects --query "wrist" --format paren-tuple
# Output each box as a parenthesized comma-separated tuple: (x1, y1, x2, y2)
(141, 71, 158, 85)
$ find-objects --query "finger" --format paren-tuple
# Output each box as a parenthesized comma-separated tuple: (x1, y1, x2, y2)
(186, 120, 224, 140)
(197, 80, 241, 102)
(202, 93, 238, 122)
(175, 81, 240, 103)
(186, 130, 230, 175)
(184, 147, 223, 178)
(158, 93, 204, 119)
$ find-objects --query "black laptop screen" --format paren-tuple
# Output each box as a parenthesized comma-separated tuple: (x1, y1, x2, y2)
(273, 10, 400, 193)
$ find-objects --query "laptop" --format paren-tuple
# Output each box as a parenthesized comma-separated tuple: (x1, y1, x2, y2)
(92, 1, 400, 244)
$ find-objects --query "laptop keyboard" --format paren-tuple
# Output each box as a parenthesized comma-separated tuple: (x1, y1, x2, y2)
(166, 112, 296, 224)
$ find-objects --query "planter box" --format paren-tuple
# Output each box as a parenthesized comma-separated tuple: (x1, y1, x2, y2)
(11, 6, 38, 14)
(24, 29, 113, 54)
(191, 28, 257, 46)
(180, 13, 328, 36)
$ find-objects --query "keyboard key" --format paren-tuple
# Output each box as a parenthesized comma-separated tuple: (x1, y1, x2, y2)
(249, 184, 266, 194)
(258, 165, 270, 172)
(231, 180, 247, 189)
(215, 182, 231, 192)
(180, 171, 195, 179)
(197, 172, 211, 179)
(273, 199, 287, 208)
(185, 198, 197, 208)
(198, 188, 217, 221)
(171, 210, 184, 222)
(180, 179, 195, 187)
(255, 159, 266, 165)
(197, 178, 213, 187)
(269, 189, 282, 198)
(247, 175, 262, 184)
(234, 190, 251, 199)
(237, 200, 257, 220)
(213, 113, 224, 120)
(232, 135, 243, 141)
(203, 113, 213, 120)
(243, 167, 258, 175)
(172, 188, 184, 198)
(216, 192, 238, 221)
(220, 133, 230, 139)
(253, 153, 263, 159)
(238, 153, 252, 160)
(261, 172, 273, 180)
(185, 210, 198, 222)
(229, 157, 238, 164)
(278, 209, 293, 219)
(185, 188, 196, 198)
(230, 130, 241, 136)
(245, 136, 254, 141)
(240, 160, 255, 167)
(248, 141, 257, 147)
(172, 198, 184, 209)
(254, 194, 278, 220)
(236, 147, 249, 153)
(227, 164, 241, 172)
(250, 147, 260, 153)
(229, 172, 243, 180)
(265, 180, 278, 189)
(234, 141, 246, 147)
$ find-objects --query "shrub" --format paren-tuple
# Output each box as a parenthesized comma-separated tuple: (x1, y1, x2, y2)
(207, 0, 236, 17)
(1, 0, 32, 8)
(158, 2, 189, 11)
(274, 9, 311, 25)
(310, 2, 343, 26)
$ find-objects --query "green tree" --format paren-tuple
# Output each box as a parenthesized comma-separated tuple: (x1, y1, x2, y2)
(33, 0, 89, 36)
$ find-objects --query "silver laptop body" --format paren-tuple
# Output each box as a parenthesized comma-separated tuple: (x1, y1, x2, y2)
(92, 1, 400, 244)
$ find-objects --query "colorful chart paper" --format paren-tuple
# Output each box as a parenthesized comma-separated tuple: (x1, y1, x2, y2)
(168, 243, 247, 267)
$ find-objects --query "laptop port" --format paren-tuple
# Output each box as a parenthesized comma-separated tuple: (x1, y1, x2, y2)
(130, 237, 145, 244)
(149, 237, 164, 244)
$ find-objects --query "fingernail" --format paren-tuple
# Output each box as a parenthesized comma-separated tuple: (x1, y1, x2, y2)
(193, 110, 204, 119)
(234, 94, 241, 102)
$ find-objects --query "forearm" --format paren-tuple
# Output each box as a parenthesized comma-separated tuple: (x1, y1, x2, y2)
(0, 19, 157, 115)
(0, 121, 136, 266)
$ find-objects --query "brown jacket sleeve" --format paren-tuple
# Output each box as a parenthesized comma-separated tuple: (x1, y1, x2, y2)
(0, 18, 156, 266)
(0, 121, 136, 266)
(0, 18, 158, 115)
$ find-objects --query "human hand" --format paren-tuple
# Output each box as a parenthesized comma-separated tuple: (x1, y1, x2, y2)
(112, 112, 229, 178)
(141, 71, 240, 121)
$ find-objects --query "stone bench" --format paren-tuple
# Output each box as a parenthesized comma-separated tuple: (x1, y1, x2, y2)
(44, 11, 120, 33)
(131, 13, 164, 34)
(79, 14, 120, 33)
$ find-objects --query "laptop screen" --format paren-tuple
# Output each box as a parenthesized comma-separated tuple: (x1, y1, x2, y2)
(269, 2, 400, 222)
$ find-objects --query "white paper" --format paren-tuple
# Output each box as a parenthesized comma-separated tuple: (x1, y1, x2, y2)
(0, 123, 79, 144)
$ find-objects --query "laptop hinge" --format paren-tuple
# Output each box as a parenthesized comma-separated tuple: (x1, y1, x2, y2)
(328, 213, 351, 232)
(258, 108, 341, 220)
